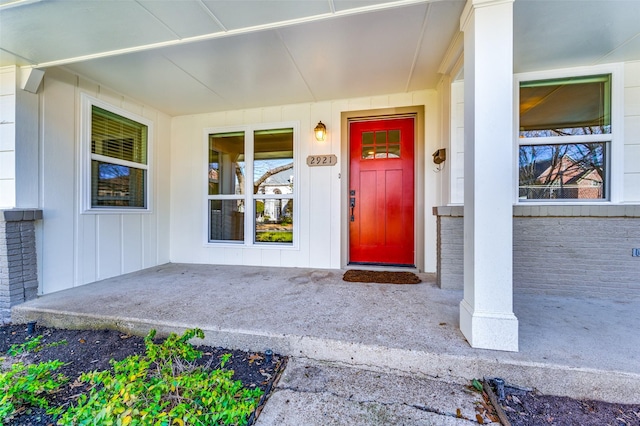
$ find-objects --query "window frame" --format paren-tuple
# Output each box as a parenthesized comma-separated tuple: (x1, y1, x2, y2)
(514, 64, 624, 204)
(81, 94, 154, 214)
(203, 122, 299, 248)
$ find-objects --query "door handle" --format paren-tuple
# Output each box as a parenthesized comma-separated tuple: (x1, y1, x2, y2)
(350, 197, 356, 222)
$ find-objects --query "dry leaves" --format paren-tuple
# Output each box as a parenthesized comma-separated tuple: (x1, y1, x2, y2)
(247, 353, 263, 364)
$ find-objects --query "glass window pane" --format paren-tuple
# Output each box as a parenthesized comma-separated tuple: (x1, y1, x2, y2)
(375, 131, 387, 146)
(518, 143, 606, 200)
(209, 199, 245, 242)
(388, 130, 400, 144)
(209, 132, 245, 195)
(92, 106, 147, 164)
(362, 146, 375, 159)
(254, 128, 293, 195)
(91, 161, 146, 208)
(520, 74, 611, 138)
(375, 145, 387, 158)
(362, 131, 374, 146)
(255, 199, 293, 244)
(388, 144, 400, 158)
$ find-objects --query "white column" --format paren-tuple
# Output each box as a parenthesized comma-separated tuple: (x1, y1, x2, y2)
(459, 0, 518, 351)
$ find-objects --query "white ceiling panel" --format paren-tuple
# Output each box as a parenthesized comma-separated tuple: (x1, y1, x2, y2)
(136, 1, 224, 38)
(201, 0, 331, 30)
(0, 1, 177, 64)
(407, 0, 464, 91)
(514, 0, 640, 72)
(160, 31, 316, 109)
(65, 52, 230, 116)
(2, 0, 640, 117)
(279, 3, 428, 101)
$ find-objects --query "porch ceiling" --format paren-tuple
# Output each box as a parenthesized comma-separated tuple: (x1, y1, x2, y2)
(1, 0, 639, 117)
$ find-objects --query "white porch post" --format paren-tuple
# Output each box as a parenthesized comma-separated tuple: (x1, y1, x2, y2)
(459, 0, 518, 351)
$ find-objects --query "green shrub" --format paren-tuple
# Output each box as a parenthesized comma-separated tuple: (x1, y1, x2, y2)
(0, 336, 68, 422)
(58, 328, 263, 426)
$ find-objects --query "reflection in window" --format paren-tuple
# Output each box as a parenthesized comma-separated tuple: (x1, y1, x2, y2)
(519, 74, 611, 138)
(255, 199, 293, 243)
(207, 126, 294, 244)
(254, 128, 294, 244)
(518, 73, 612, 201)
(90, 105, 148, 208)
(519, 143, 605, 200)
(209, 132, 245, 196)
(209, 199, 245, 241)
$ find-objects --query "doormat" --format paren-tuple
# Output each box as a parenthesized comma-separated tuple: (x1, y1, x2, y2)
(343, 270, 421, 284)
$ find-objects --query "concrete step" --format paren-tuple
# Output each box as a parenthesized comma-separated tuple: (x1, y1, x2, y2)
(12, 304, 640, 404)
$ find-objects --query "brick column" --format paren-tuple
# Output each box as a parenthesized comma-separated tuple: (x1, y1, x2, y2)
(0, 209, 42, 323)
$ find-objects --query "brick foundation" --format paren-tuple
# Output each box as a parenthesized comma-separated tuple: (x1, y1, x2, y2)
(0, 209, 42, 323)
(434, 205, 640, 298)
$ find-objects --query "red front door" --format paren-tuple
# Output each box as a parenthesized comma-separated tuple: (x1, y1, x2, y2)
(349, 117, 415, 266)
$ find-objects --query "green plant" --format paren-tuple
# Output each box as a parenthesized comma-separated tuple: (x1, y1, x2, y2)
(8, 335, 68, 357)
(0, 359, 68, 421)
(58, 328, 263, 426)
(7, 335, 45, 356)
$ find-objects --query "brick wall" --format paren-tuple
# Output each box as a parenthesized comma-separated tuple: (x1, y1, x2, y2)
(435, 205, 640, 299)
(0, 209, 42, 323)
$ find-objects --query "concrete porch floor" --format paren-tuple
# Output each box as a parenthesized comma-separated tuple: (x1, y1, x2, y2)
(11, 263, 640, 404)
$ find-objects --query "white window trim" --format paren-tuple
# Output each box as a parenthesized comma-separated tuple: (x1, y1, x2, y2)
(514, 63, 624, 204)
(203, 121, 299, 249)
(80, 93, 154, 214)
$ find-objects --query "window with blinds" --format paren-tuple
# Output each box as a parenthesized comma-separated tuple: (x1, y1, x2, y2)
(90, 105, 148, 208)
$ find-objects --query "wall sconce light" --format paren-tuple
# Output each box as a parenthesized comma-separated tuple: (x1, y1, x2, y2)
(314, 121, 327, 141)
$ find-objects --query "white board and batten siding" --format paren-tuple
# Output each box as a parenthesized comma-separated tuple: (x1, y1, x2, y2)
(170, 91, 439, 272)
(38, 68, 171, 294)
(447, 61, 640, 205)
(0, 67, 17, 208)
(623, 61, 640, 201)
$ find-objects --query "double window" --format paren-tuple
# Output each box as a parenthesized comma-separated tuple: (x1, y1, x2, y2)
(83, 95, 151, 211)
(206, 124, 296, 245)
(517, 73, 613, 201)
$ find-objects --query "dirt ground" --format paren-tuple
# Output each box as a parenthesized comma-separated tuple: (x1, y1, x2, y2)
(1, 323, 639, 426)
(0, 324, 284, 426)
(499, 385, 640, 426)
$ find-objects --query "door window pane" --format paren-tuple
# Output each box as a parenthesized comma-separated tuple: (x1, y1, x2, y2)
(361, 129, 401, 159)
(518, 143, 606, 200)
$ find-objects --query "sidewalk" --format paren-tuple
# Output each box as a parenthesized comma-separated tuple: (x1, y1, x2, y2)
(11, 263, 640, 404)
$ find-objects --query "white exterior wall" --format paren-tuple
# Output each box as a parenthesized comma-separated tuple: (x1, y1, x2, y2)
(447, 61, 640, 205)
(623, 60, 640, 201)
(449, 80, 464, 205)
(170, 91, 440, 272)
(0, 67, 17, 208)
(36, 68, 171, 294)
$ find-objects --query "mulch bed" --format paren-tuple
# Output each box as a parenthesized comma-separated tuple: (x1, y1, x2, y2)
(343, 269, 421, 284)
(488, 381, 640, 426)
(0, 324, 285, 426)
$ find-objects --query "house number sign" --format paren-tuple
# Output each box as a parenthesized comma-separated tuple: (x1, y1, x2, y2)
(306, 154, 337, 167)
